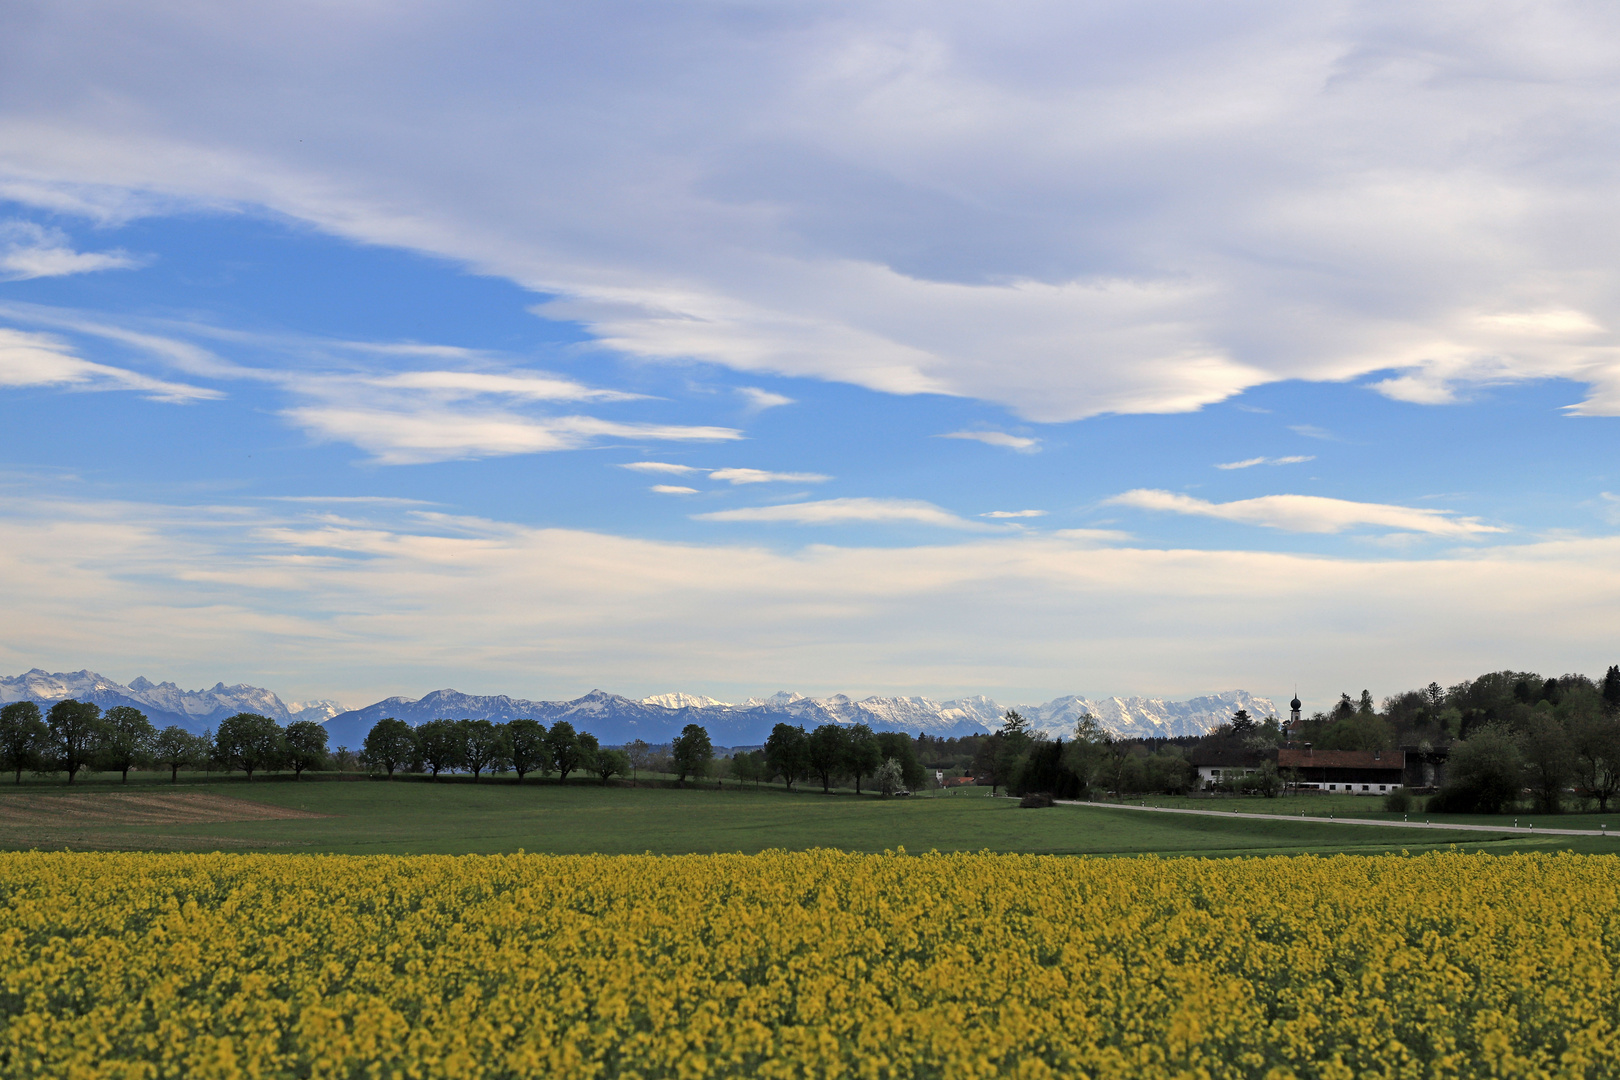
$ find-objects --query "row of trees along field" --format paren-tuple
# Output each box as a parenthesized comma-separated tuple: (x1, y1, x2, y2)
(0, 700, 932, 793)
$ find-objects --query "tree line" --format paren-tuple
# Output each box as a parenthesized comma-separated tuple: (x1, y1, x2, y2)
(0, 701, 932, 793)
(0, 700, 336, 784)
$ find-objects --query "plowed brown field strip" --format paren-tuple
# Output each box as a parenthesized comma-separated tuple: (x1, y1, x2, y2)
(0, 792, 327, 827)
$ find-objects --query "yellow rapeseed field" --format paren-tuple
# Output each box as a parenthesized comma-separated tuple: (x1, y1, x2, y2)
(2, 850, 1617, 1079)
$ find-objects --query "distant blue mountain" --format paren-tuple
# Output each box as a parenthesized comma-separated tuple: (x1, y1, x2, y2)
(321, 688, 857, 749)
(5, 668, 1273, 749)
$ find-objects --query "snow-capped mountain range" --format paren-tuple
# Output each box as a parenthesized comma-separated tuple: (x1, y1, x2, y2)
(2, 668, 1275, 748)
(0, 669, 345, 734)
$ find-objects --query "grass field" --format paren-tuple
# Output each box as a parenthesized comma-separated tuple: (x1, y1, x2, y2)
(1, 772, 1613, 856)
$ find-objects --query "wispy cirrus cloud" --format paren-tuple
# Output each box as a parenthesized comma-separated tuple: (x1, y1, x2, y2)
(621, 461, 700, 475)
(365, 370, 641, 402)
(1105, 489, 1505, 537)
(695, 497, 985, 529)
(288, 406, 740, 465)
(938, 431, 1040, 452)
(708, 468, 830, 485)
(0, 221, 140, 281)
(982, 509, 1046, 519)
(651, 484, 698, 495)
(737, 387, 793, 412)
(0, 327, 219, 403)
(1215, 455, 1315, 470)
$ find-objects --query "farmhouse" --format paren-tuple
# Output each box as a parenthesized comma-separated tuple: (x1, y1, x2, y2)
(1189, 745, 1269, 790)
(1278, 747, 1405, 795)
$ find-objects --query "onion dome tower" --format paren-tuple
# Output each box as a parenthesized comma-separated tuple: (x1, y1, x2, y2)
(1289, 691, 1302, 728)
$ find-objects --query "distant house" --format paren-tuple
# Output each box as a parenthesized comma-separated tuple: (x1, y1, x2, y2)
(1189, 745, 1270, 790)
(1277, 747, 1405, 795)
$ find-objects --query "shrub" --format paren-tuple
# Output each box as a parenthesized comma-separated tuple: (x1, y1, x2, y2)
(1383, 788, 1412, 813)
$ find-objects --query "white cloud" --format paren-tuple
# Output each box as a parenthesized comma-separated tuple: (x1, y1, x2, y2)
(256, 496, 435, 506)
(1214, 455, 1316, 470)
(0, 301, 731, 464)
(0, 221, 139, 280)
(1, 494, 1616, 708)
(982, 509, 1046, 518)
(0, 327, 219, 403)
(621, 461, 700, 475)
(737, 387, 794, 411)
(1287, 426, 1336, 441)
(938, 431, 1040, 452)
(651, 485, 698, 495)
(1106, 489, 1505, 537)
(13, 8, 1620, 417)
(368, 370, 640, 402)
(695, 497, 984, 529)
(286, 406, 741, 466)
(708, 468, 831, 485)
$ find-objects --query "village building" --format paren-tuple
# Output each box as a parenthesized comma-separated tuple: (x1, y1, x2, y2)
(1189, 745, 1270, 790)
(1277, 747, 1405, 795)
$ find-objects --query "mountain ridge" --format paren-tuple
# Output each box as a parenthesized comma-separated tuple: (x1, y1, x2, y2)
(1, 669, 1275, 748)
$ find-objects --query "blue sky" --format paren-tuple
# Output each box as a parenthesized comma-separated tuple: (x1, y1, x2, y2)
(1, 2, 1617, 710)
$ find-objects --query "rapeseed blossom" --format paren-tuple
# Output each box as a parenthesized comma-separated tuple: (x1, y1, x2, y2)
(1, 850, 1616, 1078)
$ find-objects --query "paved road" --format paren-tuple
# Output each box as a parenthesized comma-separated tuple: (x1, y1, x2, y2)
(1058, 799, 1617, 838)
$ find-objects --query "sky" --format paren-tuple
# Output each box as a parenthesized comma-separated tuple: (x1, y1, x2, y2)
(1, 1, 1617, 712)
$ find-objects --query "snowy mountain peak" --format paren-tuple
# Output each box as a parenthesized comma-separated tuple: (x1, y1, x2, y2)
(0, 669, 351, 734)
(642, 692, 734, 710)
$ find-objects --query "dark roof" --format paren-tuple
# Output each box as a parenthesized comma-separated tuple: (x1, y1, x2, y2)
(1189, 746, 1272, 768)
(1278, 748, 1403, 770)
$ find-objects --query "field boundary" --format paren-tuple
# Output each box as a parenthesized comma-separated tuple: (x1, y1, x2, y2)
(1058, 799, 1618, 837)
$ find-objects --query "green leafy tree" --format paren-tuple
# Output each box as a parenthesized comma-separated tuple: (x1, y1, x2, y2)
(671, 724, 713, 784)
(990, 711, 1033, 795)
(1246, 759, 1284, 799)
(1063, 713, 1111, 797)
(153, 726, 207, 782)
(1433, 724, 1523, 813)
(807, 724, 849, 793)
(214, 712, 285, 780)
(505, 719, 549, 782)
(1519, 714, 1574, 813)
(545, 721, 585, 783)
(47, 699, 105, 783)
(729, 749, 761, 786)
(459, 719, 505, 781)
(593, 747, 630, 785)
(577, 731, 601, 777)
(625, 738, 651, 781)
(284, 720, 329, 779)
(0, 701, 47, 783)
(1426, 682, 1446, 712)
(764, 723, 810, 790)
(1573, 714, 1620, 811)
(415, 718, 465, 778)
(362, 718, 417, 777)
(875, 731, 928, 791)
(98, 705, 157, 783)
(842, 723, 881, 794)
(1604, 665, 1620, 716)
(874, 757, 905, 795)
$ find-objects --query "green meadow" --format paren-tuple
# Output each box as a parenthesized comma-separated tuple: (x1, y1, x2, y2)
(1, 772, 1611, 857)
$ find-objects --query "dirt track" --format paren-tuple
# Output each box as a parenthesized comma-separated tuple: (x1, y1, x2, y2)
(0, 791, 327, 828)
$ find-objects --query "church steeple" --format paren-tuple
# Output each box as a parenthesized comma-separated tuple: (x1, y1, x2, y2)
(1289, 689, 1302, 728)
